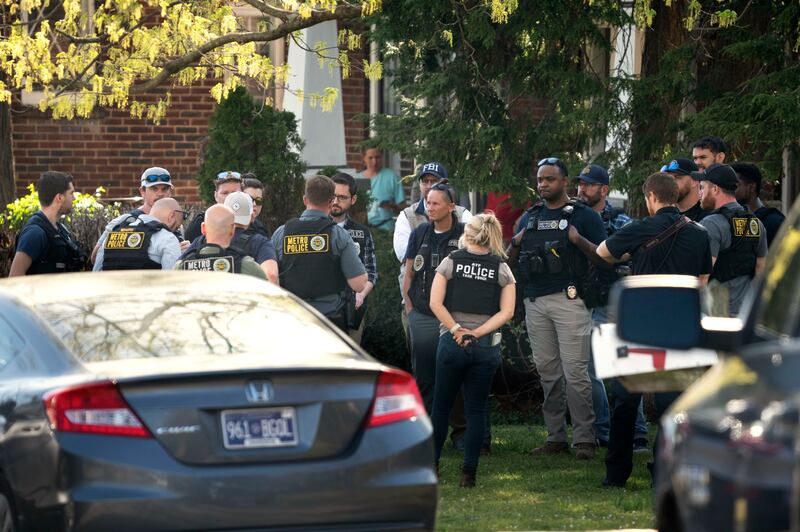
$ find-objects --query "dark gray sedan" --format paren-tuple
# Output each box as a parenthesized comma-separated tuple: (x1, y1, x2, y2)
(0, 271, 436, 531)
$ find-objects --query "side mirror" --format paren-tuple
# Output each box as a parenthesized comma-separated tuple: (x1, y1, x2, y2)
(612, 275, 744, 352)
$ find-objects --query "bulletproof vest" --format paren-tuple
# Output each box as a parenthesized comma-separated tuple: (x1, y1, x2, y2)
(344, 218, 369, 265)
(18, 212, 85, 275)
(518, 200, 588, 286)
(101, 216, 168, 271)
(280, 217, 346, 300)
(178, 244, 243, 273)
(408, 215, 464, 316)
(445, 249, 502, 315)
(601, 205, 627, 237)
(711, 205, 760, 282)
(403, 202, 468, 232)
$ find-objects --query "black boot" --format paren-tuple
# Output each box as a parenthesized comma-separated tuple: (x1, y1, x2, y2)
(459, 466, 476, 488)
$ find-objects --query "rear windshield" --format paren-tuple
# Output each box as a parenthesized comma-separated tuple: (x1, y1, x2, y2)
(36, 292, 351, 363)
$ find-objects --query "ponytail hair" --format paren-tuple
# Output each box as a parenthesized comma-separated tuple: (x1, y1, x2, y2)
(460, 212, 507, 260)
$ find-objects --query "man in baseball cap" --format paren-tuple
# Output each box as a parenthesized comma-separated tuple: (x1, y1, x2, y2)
(694, 163, 768, 316)
(660, 158, 708, 222)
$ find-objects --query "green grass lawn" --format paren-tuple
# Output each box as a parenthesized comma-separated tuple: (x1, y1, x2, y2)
(436, 425, 655, 531)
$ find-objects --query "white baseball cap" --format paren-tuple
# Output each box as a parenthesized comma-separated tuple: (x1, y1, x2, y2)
(224, 191, 254, 226)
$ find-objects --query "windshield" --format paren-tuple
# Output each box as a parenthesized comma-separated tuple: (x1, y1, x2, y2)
(36, 292, 351, 363)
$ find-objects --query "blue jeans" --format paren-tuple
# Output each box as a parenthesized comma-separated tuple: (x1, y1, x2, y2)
(592, 307, 647, 442)
(432, 333, 501, 471)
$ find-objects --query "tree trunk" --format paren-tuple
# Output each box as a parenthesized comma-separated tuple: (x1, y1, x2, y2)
(0, 96, 14, 208)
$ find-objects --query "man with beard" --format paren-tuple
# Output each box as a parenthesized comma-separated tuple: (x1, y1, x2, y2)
(696, 163, 767, 316)
(576, 164, 647, 452)
(660, 158, 711, 222)
(508, 157, 606, 460)
(692, 135, 728, 171)
(331, 172, 377, 343)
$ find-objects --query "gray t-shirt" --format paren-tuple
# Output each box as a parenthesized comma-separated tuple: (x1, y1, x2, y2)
(700, 202, 768, 315)
(435, 251, 516, 335)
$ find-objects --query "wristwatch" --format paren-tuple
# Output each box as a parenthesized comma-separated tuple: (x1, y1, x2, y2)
(449, 323, 461, 335)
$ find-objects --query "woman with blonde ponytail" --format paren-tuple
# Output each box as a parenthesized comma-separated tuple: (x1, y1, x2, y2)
(428, 212, 516, 488)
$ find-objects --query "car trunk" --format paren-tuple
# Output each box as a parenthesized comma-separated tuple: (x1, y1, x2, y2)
(101, 363, 380, 465)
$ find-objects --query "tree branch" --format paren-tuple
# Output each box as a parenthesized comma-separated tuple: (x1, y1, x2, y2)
(130, 4, 362, 94)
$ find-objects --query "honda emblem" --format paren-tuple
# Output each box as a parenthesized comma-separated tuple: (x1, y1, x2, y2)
(245, 380, 274, 403)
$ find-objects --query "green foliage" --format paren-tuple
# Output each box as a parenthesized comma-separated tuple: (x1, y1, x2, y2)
(361, 229, 408, 370)
(198, 87, 307, 230)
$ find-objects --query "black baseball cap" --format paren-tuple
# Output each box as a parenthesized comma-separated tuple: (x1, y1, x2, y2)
(691, 163, 738, 191)
(416, 162, 448, 181)
(660, 158, 697, 176)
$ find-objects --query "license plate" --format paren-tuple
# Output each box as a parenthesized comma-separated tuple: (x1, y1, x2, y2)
(221, 407, 298, 450)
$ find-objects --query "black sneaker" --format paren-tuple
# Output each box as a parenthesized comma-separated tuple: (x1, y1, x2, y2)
(633, 438, 649, 454)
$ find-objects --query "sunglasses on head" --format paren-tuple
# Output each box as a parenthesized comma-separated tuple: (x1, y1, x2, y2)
(660, 160, 681, 172)
(174, 209, 189, 221)
(216, 171, 242, 181)
(430, 181, 455, 203)
(537, 157, 562, 167)
(143, 174, 171, 183)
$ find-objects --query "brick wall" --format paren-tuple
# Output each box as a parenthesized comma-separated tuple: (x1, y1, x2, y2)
(341, 47, 369, 172)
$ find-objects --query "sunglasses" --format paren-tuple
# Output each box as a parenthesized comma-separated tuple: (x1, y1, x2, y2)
(174, 210, 189, 221)
(216, 171, 242, 181)
(660, 160, 681, 172)
(249, 196, 264, 206)
(430, 182, 455, 203)
(537, 157, 562, 167)
(143, 174, 171, 183)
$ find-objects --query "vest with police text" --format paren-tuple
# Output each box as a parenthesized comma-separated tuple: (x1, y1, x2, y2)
(711, 205, 760, 282)
(344, 217, 369, 265)
(179, 244, 243, 273)
(101, 216, 167, 271)
(408, 215, 464, 316)
(518, 200, 589, 289)
(445, 249, 502, 315)
(280, 217, 346, 299)
(18, 212, 85, 275)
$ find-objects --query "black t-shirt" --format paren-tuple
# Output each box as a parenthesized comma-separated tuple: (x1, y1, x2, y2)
(184, 212, 204, 243)
(754, 206, 785, 246)
(605, 206, 713, 276)
(681, 201, 712, 223)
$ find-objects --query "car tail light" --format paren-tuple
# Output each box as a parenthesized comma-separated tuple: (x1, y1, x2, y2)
(43, 381, 151, 438)
(365, 369, 427, 428)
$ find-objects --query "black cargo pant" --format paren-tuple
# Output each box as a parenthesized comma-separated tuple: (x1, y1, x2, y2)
(605, 379, 679, 486)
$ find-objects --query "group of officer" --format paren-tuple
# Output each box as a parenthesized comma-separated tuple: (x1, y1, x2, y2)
(8, 135, 786, 490)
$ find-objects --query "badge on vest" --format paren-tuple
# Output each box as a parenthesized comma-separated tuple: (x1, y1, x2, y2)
(537, 220, 559, 230)
(283, 233, 330, 254)
(558, 219, 568, 230)
(353, 242, 361, 255)
(413, 254, 425, 271)
(105, 230, 144, 250)
(566, 284, 578, 300)
(180, 256, 234, 272)
(732, 217, 761, 238)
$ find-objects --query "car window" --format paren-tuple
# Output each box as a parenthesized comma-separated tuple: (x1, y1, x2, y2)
(0, 316, 25, 372)
(35, 292, 353, 363)
(756, 213, 800, 338)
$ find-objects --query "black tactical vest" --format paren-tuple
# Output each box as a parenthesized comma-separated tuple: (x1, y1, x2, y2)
(194, 231, 255, 260)
(101, 216, 169, 270)
(711, 205, 760, 282)
(518, 200, 589, 287)
(18, 212, 86, 275)
(408, 215, 464, 316)
(178, 244, 243, 273)
(280, 217, 346, 299)
(445, 249, 502, 315)
(343, 218, 369, 265)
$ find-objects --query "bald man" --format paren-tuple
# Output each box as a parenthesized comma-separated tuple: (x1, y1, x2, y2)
(175, 205, 266, 279)
(93, 197, 184, 271)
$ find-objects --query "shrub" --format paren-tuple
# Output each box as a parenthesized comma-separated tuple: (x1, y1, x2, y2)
(0, 185, 121, 276)
(198, 87, 307, 231)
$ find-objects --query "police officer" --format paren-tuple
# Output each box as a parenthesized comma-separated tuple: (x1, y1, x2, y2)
(330, 173, 378, 344)
(732, 162, 785, 246)
(507, 157, 606, 460)
(576, 164, 649, 450)
(661, 158, 711, 222)
(181, 191, 279, 283)
(695, 163, 767, 316)
(588, 171, 713, 487)
(10, 171, 86, 276)
(175, 204, 266, 279)
(402, 181, 464, 415)
(271, 175, 367, 330)
(428, 213, 516, 488)
(93, 198, 184, 271)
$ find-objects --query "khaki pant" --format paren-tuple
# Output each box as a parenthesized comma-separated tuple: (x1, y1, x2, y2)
(524, 293, 595, 445)
(348, 318, 366, 345)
